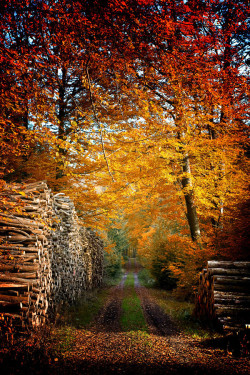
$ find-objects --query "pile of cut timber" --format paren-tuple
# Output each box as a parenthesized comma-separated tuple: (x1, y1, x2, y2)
(0, 181, 103, 338)
(50, 194, 103, 305)
(0, 181, 52, 335)
(84, 229, 103, 289)
(195, 261, 250, 332)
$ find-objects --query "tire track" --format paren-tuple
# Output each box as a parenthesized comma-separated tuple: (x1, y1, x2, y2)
(92, 273, 127, 332)
(134, 272, 179, 336)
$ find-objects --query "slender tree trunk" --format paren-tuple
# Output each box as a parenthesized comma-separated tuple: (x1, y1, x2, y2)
(181, 153, 201, 242)
(176, 119, 201, 243)
(56, 66, 67, 180)
(208, 123, 224, 230)
(22, 92, 29, 130)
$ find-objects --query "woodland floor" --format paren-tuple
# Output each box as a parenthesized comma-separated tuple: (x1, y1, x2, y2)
(1, 261, 250, 375)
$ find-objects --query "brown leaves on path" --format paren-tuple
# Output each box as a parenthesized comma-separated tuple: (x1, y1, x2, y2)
(55, 272, 250, 375)
(1, 269, 250, 375)
(56, 328, 250, 375)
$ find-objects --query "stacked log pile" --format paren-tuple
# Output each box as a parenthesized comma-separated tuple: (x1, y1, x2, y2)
(195, 261, 250, 332)
(0, 181, 53, 335)
(84, 229, 103, 289)
(0, 181, 103, 337)
(50, 194, 103, 305)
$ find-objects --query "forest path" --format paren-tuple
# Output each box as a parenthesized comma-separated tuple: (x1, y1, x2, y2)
(2, 261, 249, 374)
(55, 260, 250, 375)
(90, 259, 178, 335)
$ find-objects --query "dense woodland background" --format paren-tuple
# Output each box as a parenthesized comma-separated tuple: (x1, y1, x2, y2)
(0, 0, 249, 297)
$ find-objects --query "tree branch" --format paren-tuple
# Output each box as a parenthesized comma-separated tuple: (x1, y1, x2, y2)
(86, 65, 115, 182)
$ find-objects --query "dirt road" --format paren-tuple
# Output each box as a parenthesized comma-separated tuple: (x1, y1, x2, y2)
(1, 265, 250, 375)
(54, 269, 250, 375)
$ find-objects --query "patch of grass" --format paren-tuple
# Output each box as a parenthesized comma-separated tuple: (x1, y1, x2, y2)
(124, 272, 135, 287)
(138, 268, 155, 288)
(53, 326, 76, 355)
(126, 330, 152, 349)
(103, 270, 123, 287)
(59, 271, 124, 329)
(58, 288, 112, 329)
(121, 294, 148, 332)
(149, 288, 220, 339)
(121, 273, 148, 332)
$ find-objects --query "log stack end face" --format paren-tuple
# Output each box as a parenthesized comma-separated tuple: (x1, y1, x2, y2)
(0, 182, 104, 336)
(195, 261, 250, 333)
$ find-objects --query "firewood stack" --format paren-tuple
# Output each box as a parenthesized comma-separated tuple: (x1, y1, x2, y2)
(84, 229, 104, 289)
(50, 194, 103, 305)
(0, 181, 103, 338)
(0, 181, 53, 336)
(195, 261, 250, 332)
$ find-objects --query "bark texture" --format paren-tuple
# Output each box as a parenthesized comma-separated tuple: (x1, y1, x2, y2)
(181, 154, 201, 242)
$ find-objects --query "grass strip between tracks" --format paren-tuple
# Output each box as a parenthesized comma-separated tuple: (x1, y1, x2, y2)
(120, 272, 148, 332)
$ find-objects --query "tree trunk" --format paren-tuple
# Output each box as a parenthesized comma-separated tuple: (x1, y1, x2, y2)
(56, 65, 67, 180)
(181, 153, 201, 242)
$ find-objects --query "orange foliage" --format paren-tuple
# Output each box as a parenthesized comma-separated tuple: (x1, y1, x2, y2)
(0, 1, 249, 288)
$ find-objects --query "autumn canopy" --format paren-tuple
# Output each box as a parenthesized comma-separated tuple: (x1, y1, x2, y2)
(0, 0, 249, 293)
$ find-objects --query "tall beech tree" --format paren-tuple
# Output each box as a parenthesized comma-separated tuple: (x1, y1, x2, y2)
(107, 2, 247, 248)
(0, 0, 249, 254)
(94, 0, 249, 247)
